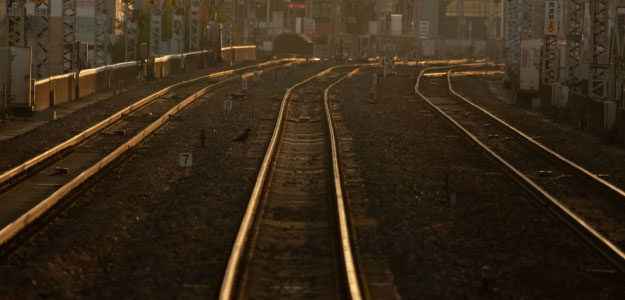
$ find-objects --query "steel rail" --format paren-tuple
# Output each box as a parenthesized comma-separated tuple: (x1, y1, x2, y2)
(0, 59, 294, 190)
(414, 66, 625, 274)
(446, 69, 625, 205)
(219, 65, 365, 300)
(0, 61, 295, 248)
(324, 68, 364, 300)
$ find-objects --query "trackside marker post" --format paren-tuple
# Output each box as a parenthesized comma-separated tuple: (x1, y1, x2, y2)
(224, 99, 232, 114)
(179, 152, 193, 176)
(371, 74, 378, 101)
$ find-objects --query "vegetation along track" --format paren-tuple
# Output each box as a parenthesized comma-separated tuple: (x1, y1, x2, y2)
(0, 59, 300, 250)
(416, 65, 625, 274)
(219, 65, 364, 299)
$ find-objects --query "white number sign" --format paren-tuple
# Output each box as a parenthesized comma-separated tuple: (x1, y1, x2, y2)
(224, 99, 232, 111)
(179, 153, 193, 167)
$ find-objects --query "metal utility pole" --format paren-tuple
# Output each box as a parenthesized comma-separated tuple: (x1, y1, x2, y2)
(62, 0, 77, 73)
(34, 0, 51, 78)
(458, 0, 465, 50)
(486, 0, 495, 39)
(567, 0, 584, 91)
(334, 0, 341, 58)
(267, 0, 271, 33)
(520, 0, 534, 39)
(402, 0, 409, 36)
(589, 0, 609, 99)
(189, 0, 201, 50)
(150, 0, 163, 56)
(94, 0, 108, 67)
(172, 0, 185, 53)
(543, 0, 560, 84)
(124, 0, 138, 61)
(500, 0, 505, 38)
(505, 0, 521, 78)
(412, 0, 420, 36)
(7, 0, 26, 47)
(412, 0, 421, 58)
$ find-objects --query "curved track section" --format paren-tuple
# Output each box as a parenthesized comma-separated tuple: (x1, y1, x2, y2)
(415, 66, 625, 274)
(220, 66, 364, 299)
(0, 60, 289, 191)
(0, 60, 299, 249)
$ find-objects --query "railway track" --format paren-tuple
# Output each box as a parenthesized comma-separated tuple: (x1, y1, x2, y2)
(0, 59, 300, 250)
(415, 66, 625, 274)
(219, 66, 364, 299)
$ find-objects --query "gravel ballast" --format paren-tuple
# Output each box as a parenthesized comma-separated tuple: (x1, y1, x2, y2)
(334, 66, 625, 298)
(0, 61, 262, 174)
(451, 73, 625, 194)
(0, 62, 330, 298)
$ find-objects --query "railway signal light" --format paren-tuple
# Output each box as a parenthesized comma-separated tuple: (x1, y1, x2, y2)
(255, 1, 266, 18)
(130, 9, 139, 21)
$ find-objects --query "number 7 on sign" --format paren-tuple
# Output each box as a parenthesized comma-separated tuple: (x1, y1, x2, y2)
(179, 152, 193, 167)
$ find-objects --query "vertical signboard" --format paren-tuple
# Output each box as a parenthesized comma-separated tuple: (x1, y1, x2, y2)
(544, 0, 558, 36)
(305, 19, 315, 36)
(419, 20, 430, 38)
(222, 24, 232, 47)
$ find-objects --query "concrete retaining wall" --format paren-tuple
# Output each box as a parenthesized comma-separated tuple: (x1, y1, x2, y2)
(222, 46, 257, 63)
(183, 51, 207, 72)
(568, 92, 616, 134)
(33, 46, 256, 112)
(153, 55, 181, 79)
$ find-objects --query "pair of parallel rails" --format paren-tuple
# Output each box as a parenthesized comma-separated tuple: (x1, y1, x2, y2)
(416, 66, 625, 275)
(5, 60, 625, 299)
(228, 62, 625, 299)
(0, 59, 298, 248)
(219, 65, 365, 299)
(0, 61, 369, 299)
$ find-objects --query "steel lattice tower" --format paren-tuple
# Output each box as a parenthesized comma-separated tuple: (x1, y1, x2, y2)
(543, 35, 560, 84)
(520, 0, 534, 39)
(150, 0, 163, 56)
(172, 0, 185, 54)
(94, 0, 108, 67)
(189, 0, 201, 50)
(567, 0, 585, 90)
(124, 1, 137, 61)
(34, 0, 51, 78)
(543, 0, 560, 84)
(505, 0, 521, 76)
(589, 0, 609, 99)
(62, 0, 77, 73)
(7, 0, 26, 47)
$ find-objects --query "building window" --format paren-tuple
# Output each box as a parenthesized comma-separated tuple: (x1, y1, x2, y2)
(446, 0, 502, 18)
(313, 1, 331, 20)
